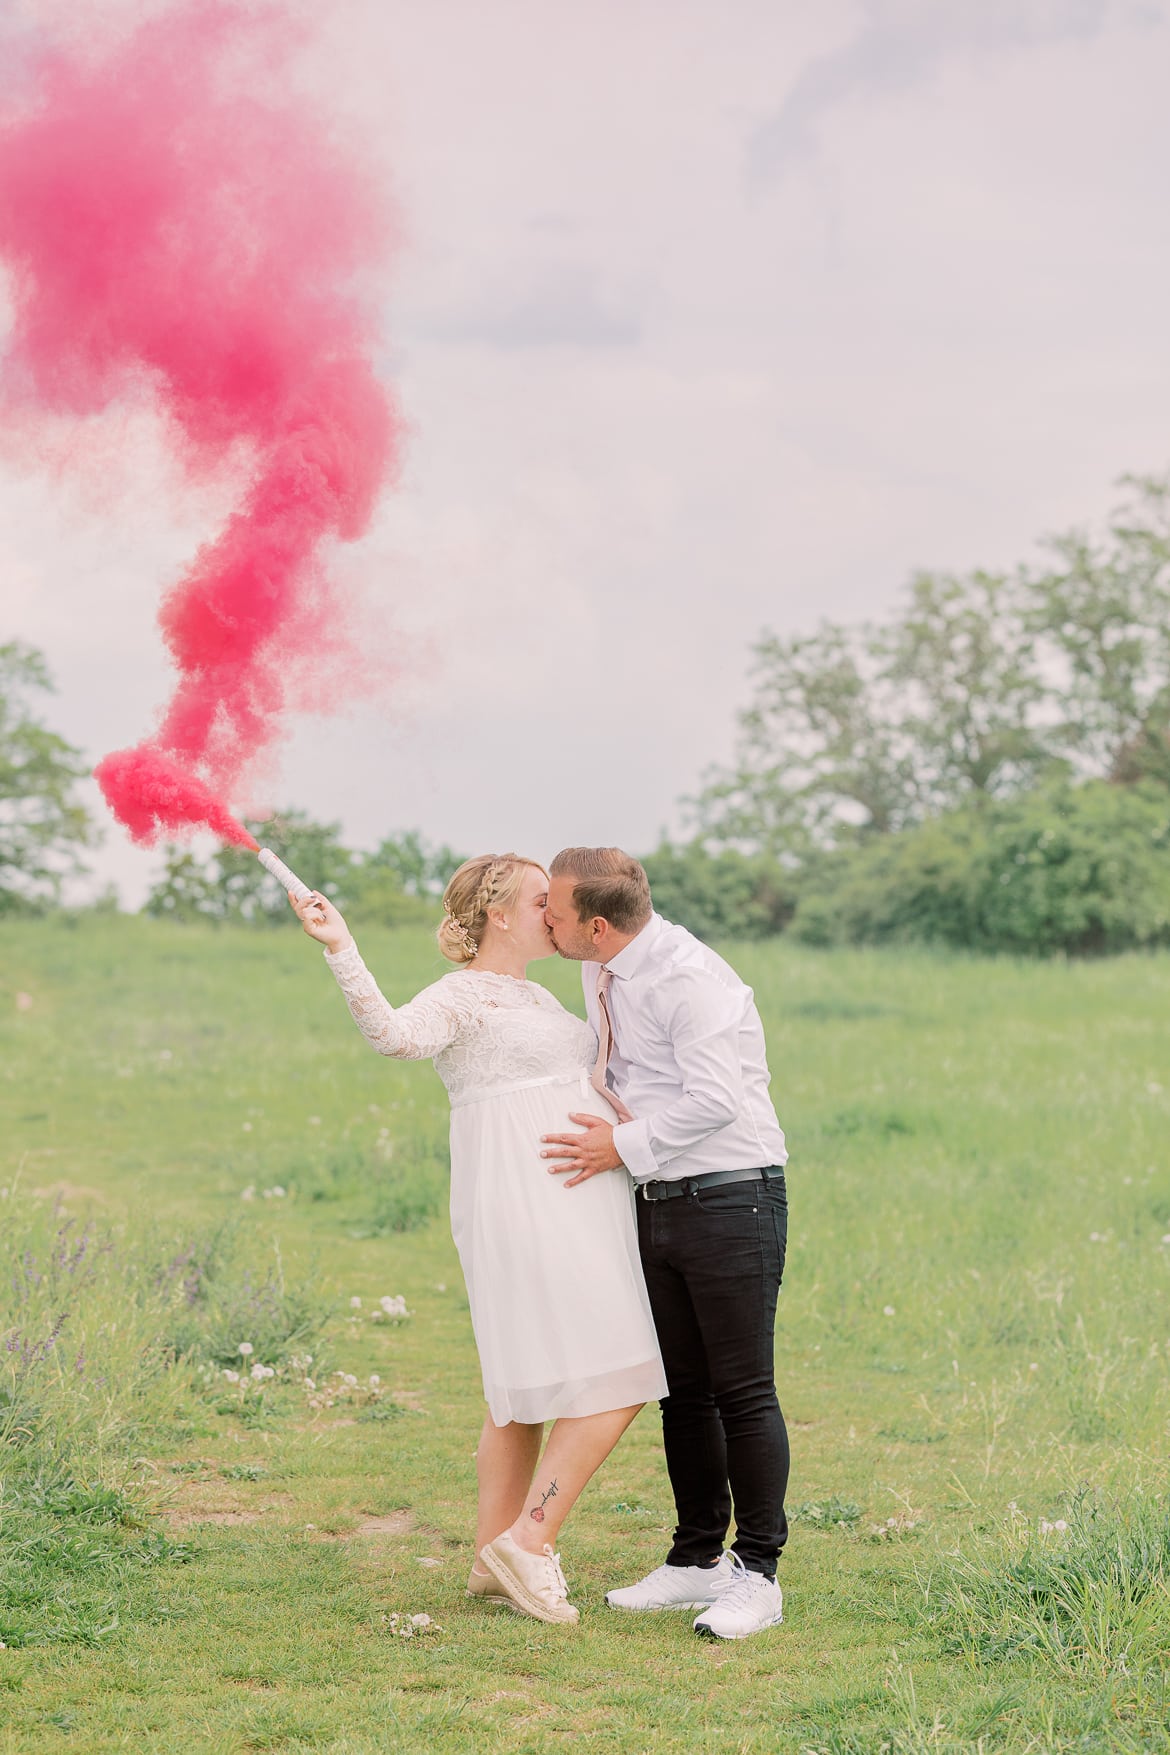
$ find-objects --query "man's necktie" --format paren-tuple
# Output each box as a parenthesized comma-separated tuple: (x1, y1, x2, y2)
(591, 967, 633, 1123)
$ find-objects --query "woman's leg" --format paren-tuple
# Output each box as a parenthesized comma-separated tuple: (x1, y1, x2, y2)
(473, 1415, 543, 1564)
(508, 1404, 643, 1554)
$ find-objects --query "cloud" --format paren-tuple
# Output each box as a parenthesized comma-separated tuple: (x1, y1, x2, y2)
(418, 262, 643, 351)
(749, 0, 1115, 182)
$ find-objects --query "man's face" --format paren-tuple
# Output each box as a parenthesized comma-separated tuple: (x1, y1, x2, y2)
(545, 875, 600, 961)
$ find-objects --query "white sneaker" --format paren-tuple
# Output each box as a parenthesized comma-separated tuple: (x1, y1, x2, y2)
(693, 1554, 784, 1639)
(479, 1531, 579, 1626)
(606, 1551, 737, 1612)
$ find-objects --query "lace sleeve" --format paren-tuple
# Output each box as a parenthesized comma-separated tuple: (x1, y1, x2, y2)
(322, 943, 475, 1060)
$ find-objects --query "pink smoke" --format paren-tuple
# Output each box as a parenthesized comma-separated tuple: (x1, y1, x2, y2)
(0, 3, 400, 846)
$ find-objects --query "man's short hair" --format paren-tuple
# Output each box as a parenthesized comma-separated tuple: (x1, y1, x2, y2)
(549, 846, 653, 934)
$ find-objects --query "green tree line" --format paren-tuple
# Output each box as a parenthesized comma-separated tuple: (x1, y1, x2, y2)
(6, 472, 1170, 952)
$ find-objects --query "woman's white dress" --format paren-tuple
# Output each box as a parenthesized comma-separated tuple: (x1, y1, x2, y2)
(323, 945, 667, 1426)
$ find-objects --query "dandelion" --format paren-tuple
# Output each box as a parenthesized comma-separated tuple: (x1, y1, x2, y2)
(350, 1296, 363, 1309)
(1029, 1362, 1039, 1372)
(15, 992, 33, 1011)
(222, 1369, 240, 1383)
(308, 1115, 321, 1126)
(250, 1363, 267, 1381)
(1089, 1231, 1105, 1243)
(411, 1614, 432, 1628)
(369, 1374, 381, 1388)
(379, 1294, 409, 1318)
(882, 1305, 896, 1317)
(241, 1122, 253, 1133)
(240, 1185, 256, 1202)
(1161, 1235, 1170, 1247)
(238, 1341, 254, 1357)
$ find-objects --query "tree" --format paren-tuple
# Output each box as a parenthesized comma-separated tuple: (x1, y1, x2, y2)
(693, 622, 920, 857)
(1027, 474, 1170, 786)
(696, 574, 1057, 859)
(882, 570, 1055, 806)
(144, 818, 464, 928)
(146, 810, 355, 924)
(0, 642, 97, 912)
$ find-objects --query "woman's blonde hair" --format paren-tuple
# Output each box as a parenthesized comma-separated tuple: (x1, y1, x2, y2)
(437, 852, 546, 964)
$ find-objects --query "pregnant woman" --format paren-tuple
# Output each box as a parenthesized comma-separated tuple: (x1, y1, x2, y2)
(290, 853, 666, 1626)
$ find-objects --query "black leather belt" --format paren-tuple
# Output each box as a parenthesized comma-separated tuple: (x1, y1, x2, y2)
(638, 1166, 784, 1202)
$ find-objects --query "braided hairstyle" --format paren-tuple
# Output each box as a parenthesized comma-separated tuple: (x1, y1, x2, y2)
(437, 853, 545, 964)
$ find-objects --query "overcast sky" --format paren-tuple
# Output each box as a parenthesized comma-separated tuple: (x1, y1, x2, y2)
(4, 0, 1170, 905)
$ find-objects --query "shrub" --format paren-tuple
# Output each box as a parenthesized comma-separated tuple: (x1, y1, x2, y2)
(790, 781, 1170, 955)
(642, 840, 797, 942)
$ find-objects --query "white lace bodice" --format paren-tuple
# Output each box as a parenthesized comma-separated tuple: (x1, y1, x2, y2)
(322, 942, 598, 1104)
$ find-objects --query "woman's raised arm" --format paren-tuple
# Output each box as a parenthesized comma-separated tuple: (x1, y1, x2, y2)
(289, 889, 469, 1061)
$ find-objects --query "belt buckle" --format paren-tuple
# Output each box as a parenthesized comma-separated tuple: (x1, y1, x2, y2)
(641, 1180, 665, 1202)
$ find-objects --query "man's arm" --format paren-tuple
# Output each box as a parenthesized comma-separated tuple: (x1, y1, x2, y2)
(543, 967, 743, 1184)
(610, 968, 743, 1180)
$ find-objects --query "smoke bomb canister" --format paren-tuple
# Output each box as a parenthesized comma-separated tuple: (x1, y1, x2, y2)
(257, 847, 312, 901)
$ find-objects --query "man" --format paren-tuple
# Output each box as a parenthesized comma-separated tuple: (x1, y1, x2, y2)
(542, 846, 790, 1642)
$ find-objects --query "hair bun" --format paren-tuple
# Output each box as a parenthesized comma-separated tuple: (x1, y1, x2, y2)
(437, 910, 478, 964)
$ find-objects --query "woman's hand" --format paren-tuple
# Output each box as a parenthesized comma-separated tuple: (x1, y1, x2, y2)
(289, 889, 353, 954)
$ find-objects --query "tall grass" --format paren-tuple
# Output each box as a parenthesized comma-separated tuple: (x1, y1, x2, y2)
(0, 1187, 334, 1649)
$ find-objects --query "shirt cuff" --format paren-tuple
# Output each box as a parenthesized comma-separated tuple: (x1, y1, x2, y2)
(612, 1118, 658, 1183)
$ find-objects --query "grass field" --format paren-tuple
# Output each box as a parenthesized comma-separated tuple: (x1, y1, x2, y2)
(2, 915, 1169, 1753)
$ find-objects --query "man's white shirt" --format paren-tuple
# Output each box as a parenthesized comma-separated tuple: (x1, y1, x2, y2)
(583, 912, 787, 1185)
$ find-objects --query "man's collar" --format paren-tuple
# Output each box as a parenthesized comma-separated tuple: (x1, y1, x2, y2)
(603, 912, 664, 981)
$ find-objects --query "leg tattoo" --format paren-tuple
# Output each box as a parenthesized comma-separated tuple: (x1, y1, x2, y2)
(530, 1479, 559, 1523)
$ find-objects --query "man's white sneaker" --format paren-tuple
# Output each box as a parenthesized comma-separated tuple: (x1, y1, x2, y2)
(693, 1554, 784, 1639)
(606, 1552, 737, 1612)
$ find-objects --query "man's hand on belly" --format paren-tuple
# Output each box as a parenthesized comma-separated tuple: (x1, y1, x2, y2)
(541, 1113, 625, 1188)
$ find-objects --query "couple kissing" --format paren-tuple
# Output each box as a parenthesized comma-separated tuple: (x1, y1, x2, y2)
(291, 845, 789, 1642)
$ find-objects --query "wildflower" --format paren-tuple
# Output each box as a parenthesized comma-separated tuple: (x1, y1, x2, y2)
(270, 1185, 286, 1198)
(15, 992, 33, 1011)
(369, 1374, 381, 1388)
(350, 1296, 363, 1309)
(411, 1614, 432, 1628)
(238, 1342, 254, 1357)
(1161, 1235, 1170, 1247)
(882, 1305, 895, 1317)
(308, 1115, 321, 1126)
(342, 1372, 358, 1387)
(1089, 1232, 1105, 1243)
(250, 1363, 267, 1381)
(240, 1186, 256, 1202)
(242, 1122, 253, 1133)
(379, 1294, 408, 1318)
(222, 1369, 240, 1383)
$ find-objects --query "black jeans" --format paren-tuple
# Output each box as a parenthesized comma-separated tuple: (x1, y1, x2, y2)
(637, 1172, 789, 1578)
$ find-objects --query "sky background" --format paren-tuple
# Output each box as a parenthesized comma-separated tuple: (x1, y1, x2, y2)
(4, 0, 1170, 906)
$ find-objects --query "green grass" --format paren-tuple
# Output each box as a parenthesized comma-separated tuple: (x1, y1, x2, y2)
(2, 915, 1170, 1752)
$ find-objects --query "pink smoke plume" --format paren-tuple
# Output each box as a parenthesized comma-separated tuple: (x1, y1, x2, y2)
(0, 3, 400, 849)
